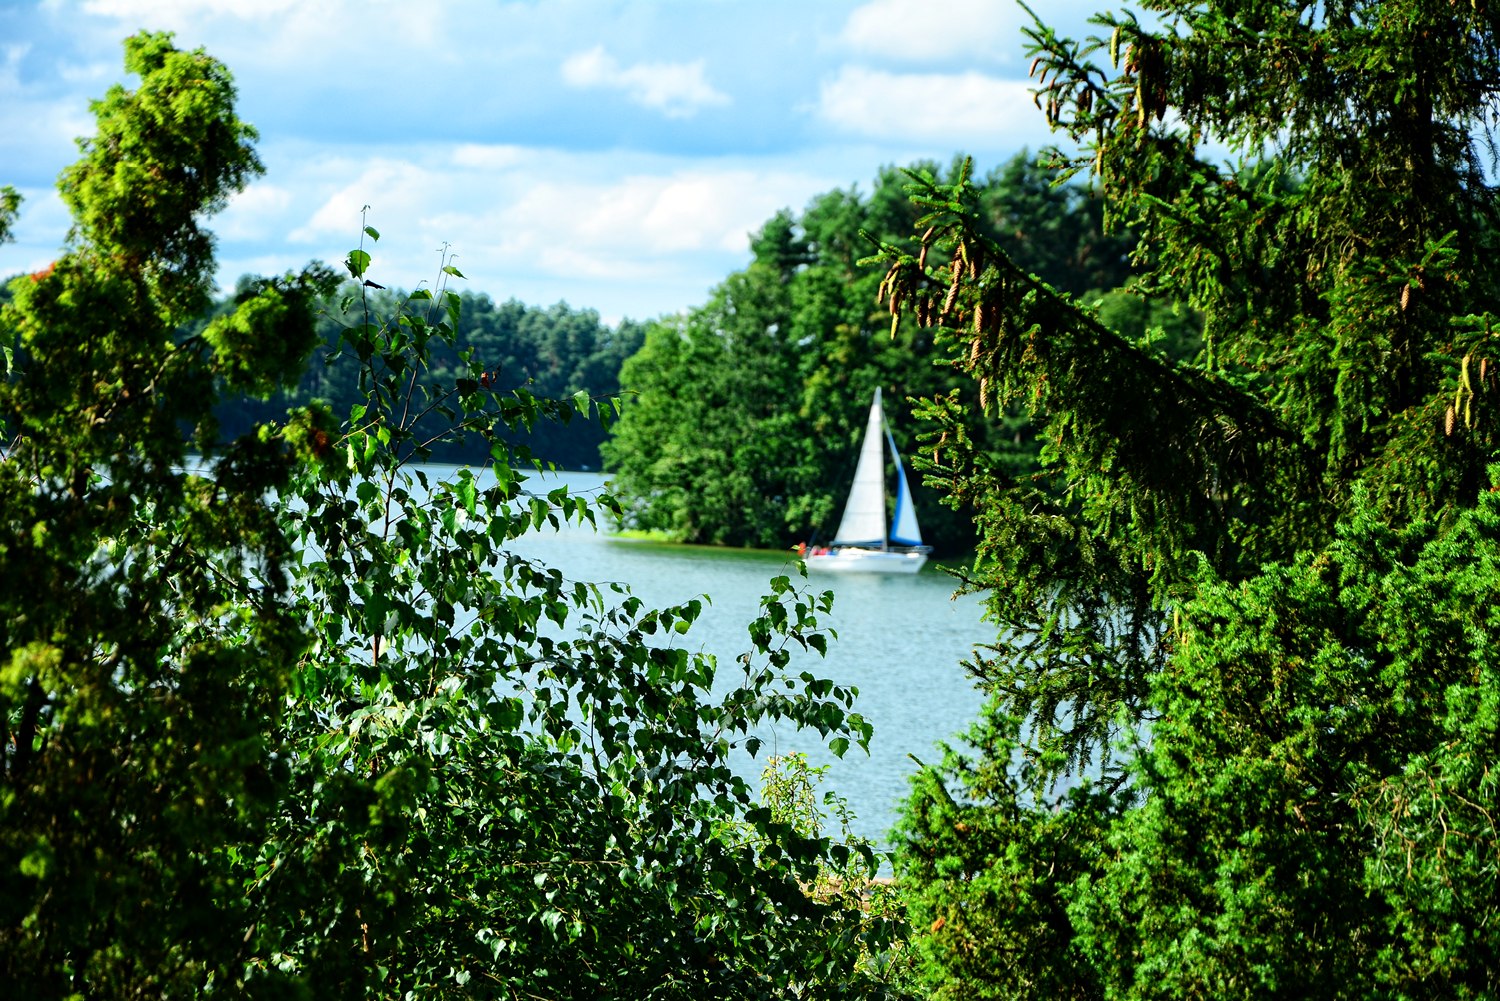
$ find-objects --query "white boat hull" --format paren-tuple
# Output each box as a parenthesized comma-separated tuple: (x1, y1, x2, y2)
(805, 548, 928, 574)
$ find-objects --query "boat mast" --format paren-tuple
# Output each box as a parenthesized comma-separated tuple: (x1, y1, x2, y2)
(876, 387, 888, 552)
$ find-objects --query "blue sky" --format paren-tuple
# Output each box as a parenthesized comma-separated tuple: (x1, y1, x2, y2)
(0, 0, 1102, 323)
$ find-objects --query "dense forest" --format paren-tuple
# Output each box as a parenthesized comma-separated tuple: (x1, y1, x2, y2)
(601, 152, 1198, 555)
(4, 0, 1500, 996)
(205, 286, 645, 472)
(0, 269, 643, 476)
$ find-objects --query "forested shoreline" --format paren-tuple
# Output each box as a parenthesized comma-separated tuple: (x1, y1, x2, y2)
(602, 153, 1198, 556)
(206, 288, 646, 472)
(0, 146, 1187, 556)
(0, 280, 644, 474)
(0, 149, 1160, 506)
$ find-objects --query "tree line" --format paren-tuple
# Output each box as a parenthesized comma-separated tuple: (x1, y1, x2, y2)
(205, 284, 646, 472)
(601, 152, 1198, 556)
(0, 255, 645, 478)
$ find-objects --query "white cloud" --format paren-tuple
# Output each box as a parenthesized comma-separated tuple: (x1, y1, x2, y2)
(215, 182, 294, 240)
(79, 0, 302, 20)
(64, 0, 445, 80)
(840, 0, 1028, 62)
(209, 142, 843, 319)
(4, 1, 1072, 320)
(839, 0, 1108, 63)
(560, 45, 730, 119)
(501, 169, 816, 261)
(450, 144, 527, 171)
(288, 159, 437, 244)
(817, 65, 1047, 146)
(55, 59, 116, 85)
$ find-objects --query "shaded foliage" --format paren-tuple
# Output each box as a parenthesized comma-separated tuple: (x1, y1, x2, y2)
(883, 0, 1500, 995)
(1070, 490, 1500, 999)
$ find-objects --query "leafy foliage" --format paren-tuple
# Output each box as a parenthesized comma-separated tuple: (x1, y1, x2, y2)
(882, 0, 1500, 994)
(246, 240, 900, 998)
(0, 32, 335, 994)
(0, 32, 905, 1000)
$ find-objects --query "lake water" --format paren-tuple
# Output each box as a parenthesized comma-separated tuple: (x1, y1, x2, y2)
(470, 465, 994, 854)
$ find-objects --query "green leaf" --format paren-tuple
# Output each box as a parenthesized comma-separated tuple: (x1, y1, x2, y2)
(345, 248, 371, 278)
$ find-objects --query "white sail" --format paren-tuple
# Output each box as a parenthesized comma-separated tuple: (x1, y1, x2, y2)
(830, 388, 888, 546)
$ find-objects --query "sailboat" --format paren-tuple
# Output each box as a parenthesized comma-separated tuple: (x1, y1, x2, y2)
(804, 388, 931, 574)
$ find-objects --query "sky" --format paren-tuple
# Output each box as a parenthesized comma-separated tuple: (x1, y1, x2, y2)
(0, 0, 1104, 324)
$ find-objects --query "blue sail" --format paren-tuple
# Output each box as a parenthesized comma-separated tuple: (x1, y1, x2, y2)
(885, 420, 923, 548)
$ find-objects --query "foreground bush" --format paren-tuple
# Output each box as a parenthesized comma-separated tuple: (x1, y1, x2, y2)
(0, 33, 901, 999)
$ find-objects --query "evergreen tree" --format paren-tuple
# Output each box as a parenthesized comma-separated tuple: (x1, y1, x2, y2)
(883, 0, 1500, 994)
(0, 33, 337, 993)
(211, 286, 644, 472)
